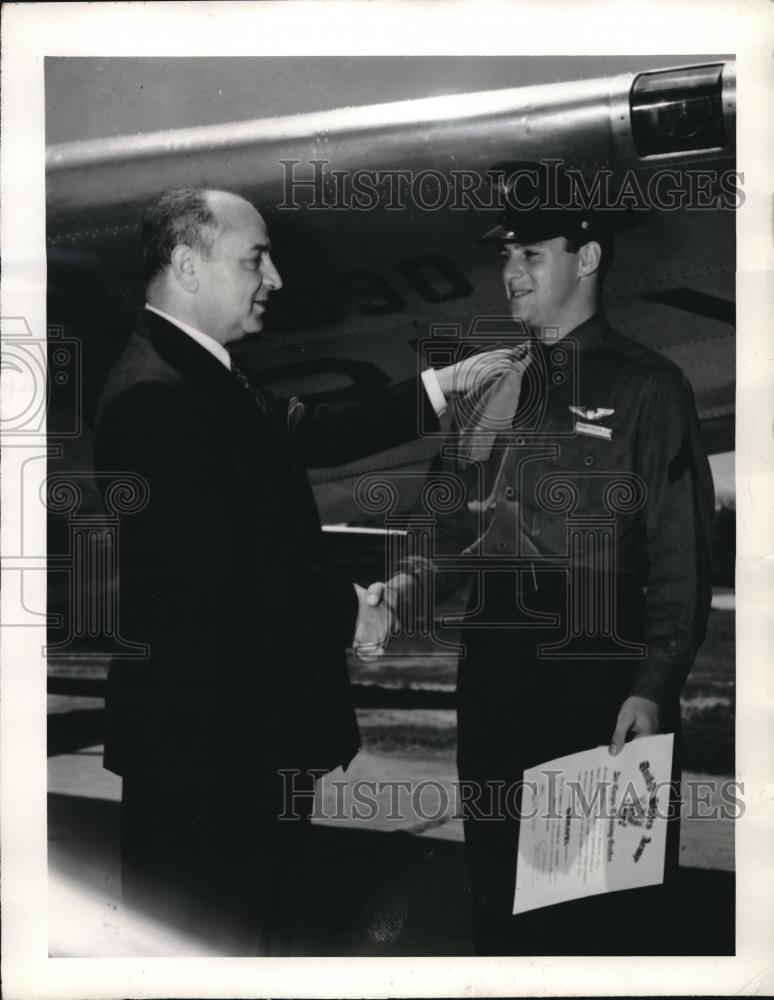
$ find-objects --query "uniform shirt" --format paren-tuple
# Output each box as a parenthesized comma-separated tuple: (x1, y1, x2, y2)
(399, 312, 715, 705)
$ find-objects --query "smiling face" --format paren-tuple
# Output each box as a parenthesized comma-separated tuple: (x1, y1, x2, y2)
(191, 192, 283, 345)
(500, 236, 595, 340)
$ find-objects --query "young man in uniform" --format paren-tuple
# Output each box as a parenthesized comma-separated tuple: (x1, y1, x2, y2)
(379, 161, 715, 954)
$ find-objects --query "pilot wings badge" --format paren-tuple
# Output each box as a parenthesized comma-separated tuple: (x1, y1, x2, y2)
(568, 406, 615, 421)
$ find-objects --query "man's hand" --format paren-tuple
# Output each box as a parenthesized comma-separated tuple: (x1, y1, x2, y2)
(352, 583, 392, 662)
(434, 344, 531, 398)
(365, 574, 413, 625)
(609, 695, 661, 755)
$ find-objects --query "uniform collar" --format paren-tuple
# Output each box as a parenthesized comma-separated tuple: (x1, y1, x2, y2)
(532, 312, 608, 366)
(562, 311, 609, 352)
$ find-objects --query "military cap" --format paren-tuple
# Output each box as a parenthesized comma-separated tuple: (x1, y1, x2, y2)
(480, 160, 613, 244)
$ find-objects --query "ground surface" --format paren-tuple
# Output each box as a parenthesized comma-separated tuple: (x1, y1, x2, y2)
(47, 596, 735, 956)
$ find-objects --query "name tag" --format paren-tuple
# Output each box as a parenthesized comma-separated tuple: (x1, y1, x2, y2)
(575, 421, 613, 440)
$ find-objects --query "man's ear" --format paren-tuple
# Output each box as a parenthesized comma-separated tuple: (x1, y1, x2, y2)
(577, 240, 602, 278)
(170, 244, 199, 292)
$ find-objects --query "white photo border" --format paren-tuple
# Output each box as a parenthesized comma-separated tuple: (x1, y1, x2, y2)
(2, 1, 773, 997)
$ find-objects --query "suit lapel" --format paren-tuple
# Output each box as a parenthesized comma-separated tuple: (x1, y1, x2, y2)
(136, 309, 288, 475)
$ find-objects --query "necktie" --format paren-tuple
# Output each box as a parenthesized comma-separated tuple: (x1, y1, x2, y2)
(456, 347, 533, 463)
(230, 360, 268, 415)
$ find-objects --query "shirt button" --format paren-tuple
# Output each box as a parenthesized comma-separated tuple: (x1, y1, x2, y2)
(504, 487, 515, 499)
(584, 455, 594, 466)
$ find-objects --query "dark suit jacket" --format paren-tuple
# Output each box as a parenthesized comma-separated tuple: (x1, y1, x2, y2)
(94, 309, 437, 782)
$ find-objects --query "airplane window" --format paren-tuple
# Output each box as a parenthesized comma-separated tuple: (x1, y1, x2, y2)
(630, 65, 726, 156)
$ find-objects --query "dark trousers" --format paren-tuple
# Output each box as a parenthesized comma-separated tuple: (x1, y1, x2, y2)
(456, 570, 682, 955)
(120, 769, 315, 955)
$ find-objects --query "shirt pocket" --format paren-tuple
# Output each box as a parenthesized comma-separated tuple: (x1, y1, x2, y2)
(552, 433, 629, 474)
(522, 435, 633, 552)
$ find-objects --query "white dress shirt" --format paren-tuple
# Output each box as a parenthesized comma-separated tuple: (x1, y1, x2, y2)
(144, 304, 447, 416)
(420, 367, 447, 417)
(145, 305, 232, 371)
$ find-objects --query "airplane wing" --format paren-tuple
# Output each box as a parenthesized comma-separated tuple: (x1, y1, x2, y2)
(46, 60, 735, 527)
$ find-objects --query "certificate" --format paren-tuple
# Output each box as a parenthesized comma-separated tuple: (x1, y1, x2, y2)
(513, 733, 674, 915)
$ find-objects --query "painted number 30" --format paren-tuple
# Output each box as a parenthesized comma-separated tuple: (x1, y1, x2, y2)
(335, 254, 473, 315)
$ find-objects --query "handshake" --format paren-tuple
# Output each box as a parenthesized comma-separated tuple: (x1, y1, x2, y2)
(348, 345, 531, 663)
(352, 577, 406, 662)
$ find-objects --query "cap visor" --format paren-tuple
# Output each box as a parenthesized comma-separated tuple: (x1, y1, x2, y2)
(478, 224, 511, 243)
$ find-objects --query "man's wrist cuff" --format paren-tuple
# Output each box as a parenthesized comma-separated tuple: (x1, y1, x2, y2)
(421, 368, 448, 417)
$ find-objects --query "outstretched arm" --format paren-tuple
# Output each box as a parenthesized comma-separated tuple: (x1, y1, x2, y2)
(290, 348, 525, 468)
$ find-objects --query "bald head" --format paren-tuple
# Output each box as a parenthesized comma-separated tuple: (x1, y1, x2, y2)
(143, 186, 282, 344)
(141, 187, 253, 288)
(204, 189, 256, 223)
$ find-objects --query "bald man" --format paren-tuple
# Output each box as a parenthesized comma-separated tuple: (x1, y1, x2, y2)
(94, 187, 502, 953)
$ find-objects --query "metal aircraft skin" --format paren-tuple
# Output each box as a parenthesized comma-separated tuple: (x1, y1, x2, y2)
(46, 60, 736, 525)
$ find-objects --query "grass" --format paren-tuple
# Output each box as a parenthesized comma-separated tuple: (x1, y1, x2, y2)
(350, 607, 735, 775)
(49, 604, 735, 775)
